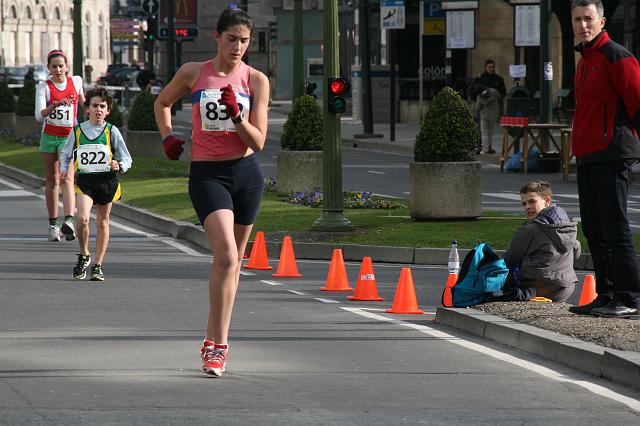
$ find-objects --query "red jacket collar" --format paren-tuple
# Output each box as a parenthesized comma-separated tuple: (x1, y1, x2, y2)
(575, 30, 609, 56)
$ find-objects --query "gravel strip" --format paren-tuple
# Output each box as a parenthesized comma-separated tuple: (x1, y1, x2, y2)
(474, 302, 640, 352)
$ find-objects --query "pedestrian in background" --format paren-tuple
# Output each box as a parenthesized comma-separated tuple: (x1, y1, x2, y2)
(154, 8, 270, 376)
(474, 87, 500, 154)
(569, 0, 640, 317)
(34, 50, 85, 242)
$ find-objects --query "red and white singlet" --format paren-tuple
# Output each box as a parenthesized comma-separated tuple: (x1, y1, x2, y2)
(44, 77, 79, 137)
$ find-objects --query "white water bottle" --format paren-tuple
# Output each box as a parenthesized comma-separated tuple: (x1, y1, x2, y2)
(448, 240, 460, 275)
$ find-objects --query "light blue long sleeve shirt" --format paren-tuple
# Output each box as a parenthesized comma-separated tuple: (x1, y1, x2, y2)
(60, 121, 132, 173)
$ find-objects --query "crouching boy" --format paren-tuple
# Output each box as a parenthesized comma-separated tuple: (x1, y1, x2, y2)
(60, 87, 132, 281)
(502, 180, 581, 302)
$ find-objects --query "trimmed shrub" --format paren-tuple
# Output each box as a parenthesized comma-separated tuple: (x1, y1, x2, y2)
(127, 91, 158, 131)
(16, 80, 36, 116)
(280, 95, 323, 151)
(0, 82, 16, 113)
(107, 99, 124, 128)
(414, 86, 479, 162)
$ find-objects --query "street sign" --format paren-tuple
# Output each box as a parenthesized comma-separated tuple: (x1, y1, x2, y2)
(381, 0, 405, 29)
(141, 0, 159, 15)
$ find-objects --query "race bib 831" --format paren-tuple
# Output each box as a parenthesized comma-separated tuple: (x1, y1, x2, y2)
(199, 89, 250, 132)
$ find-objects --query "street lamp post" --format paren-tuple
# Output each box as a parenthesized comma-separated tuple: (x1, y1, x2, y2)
(539, 0, 552, 123)
(312, 0, 353, 232)
(293, 0, 304, 99)
(73, 0, 83, 77)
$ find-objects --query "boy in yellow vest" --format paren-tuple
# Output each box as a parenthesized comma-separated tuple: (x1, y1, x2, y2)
(60, 87, 132, 281)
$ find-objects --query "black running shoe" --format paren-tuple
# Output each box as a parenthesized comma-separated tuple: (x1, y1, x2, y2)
(60, 219, 76, 241)
(73, 254, 91, 280)
(90, 264, 104, 282)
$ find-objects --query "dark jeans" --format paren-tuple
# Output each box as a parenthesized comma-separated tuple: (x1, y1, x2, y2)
(577, 160, 640, 308)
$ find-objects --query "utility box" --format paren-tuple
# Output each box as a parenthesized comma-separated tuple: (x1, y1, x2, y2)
(505, 85, 532, 117)
(351, 64, 399, 122)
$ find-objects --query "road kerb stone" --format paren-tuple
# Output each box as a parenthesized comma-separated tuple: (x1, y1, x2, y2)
(601, 349, 640, 391)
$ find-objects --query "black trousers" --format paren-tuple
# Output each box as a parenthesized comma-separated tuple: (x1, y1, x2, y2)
(577, 160, 640, 308)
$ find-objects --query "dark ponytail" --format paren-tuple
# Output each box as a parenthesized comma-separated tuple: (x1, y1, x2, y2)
(216, 8, 253, 34)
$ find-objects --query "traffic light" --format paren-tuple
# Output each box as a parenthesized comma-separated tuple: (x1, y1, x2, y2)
(146, 15, 158, 42)
(269, 21, 277, 41)
(327, 77, 349, 113)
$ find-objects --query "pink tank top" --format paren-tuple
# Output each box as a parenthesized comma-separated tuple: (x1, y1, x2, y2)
(190, 61, 253, 159)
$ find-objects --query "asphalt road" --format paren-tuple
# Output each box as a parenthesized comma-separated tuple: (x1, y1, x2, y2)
(2, 176, 640, 424)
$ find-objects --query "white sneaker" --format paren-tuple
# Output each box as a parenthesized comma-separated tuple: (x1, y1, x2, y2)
(60, 219, 76, 241)
(48, 225, 60, 242)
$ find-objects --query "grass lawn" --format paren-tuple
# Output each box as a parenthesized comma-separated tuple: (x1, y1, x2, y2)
(0, 136, 609, 251)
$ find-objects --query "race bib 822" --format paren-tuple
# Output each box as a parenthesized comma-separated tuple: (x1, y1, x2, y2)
(76, 144, 112, 174)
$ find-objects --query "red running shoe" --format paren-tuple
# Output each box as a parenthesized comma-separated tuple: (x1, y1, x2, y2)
(200, 342, 228, 377)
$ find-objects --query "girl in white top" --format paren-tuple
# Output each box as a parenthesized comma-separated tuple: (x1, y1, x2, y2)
(34, 50, 85, 242)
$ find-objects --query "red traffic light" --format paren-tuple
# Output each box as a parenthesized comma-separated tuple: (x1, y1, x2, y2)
(329, 78, 348, 95)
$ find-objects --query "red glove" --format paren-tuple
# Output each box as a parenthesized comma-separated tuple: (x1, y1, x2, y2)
(220, 84, 240, 119)
(163, 135, 185, 160)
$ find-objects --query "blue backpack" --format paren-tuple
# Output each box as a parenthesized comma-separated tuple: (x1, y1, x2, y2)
(448, 242, 509, 307)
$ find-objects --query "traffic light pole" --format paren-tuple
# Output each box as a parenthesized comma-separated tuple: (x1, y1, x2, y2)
(539, 0, 552, 123)
(312, 0, 352, 232)
(72, 0, 83, 77)
(167, 0, 175, 115)
(354, 0, 382, 139)
(293, 0, 304, 99)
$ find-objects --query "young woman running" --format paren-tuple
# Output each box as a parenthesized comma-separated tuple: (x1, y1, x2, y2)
(154, 8, 269, 377)
(35, 50, 85, 241)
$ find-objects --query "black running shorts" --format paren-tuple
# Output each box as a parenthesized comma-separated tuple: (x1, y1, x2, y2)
(188, 154, 264, 226)
(76, 172, 121, 206)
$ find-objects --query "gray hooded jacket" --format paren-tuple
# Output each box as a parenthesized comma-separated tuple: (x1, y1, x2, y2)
(503, 204, 581, 288)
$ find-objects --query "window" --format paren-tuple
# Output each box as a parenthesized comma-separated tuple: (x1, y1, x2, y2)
(40, 7, 47, 20)
(10, 5, 17, 19)
(84, 12, 91, 58)
(25, 6, 32, 19)
(98, 15, 105, 59)
(54, 7, 60, 20)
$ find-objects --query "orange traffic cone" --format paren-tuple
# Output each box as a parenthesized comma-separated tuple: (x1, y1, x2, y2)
(321, 249, 353, 292)
(244, 231, 272, 270)
(442, 273, 457, 307)
(272, 236, 303, 277)
(386, 268, 425, 314)
(578, 274, 597, 306)
(347, 256, 384, 301)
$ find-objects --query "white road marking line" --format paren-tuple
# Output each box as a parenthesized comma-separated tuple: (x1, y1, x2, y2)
(287, 289, 307, 295)
(483, 193, 522, 201)
(260, 280, 283, 286)
(0, 189, 33, 197)
(366, 170, 386, 175)
(342, 306, 640, 413)
(314, 297, 340, 303)
(372, 193, 402, 199)
(402, 192, 410, 195)
(0, 177, 22, 189)
(240, 270, 255, 276)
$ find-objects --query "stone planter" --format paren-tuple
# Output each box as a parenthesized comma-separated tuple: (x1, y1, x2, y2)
(14, 115, 39, 139)
(0, 112, 15, 129)
(126, 130, 163, 158)
(276, 150, 323, 196)
(410, 161, 482, 219)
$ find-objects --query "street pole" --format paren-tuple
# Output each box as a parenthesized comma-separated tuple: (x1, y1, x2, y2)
(167, 0, 175, 115)
(312, 0, 352, 232)
(539, 0, 552, 123)
(73, 0, 83, 77)
(293, 0, 304, 99)
(419, 0, 424, 120)
(354, 0, 382, 139)
(389, 29, 396, 142)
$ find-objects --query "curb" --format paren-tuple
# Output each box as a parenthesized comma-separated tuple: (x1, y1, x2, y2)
(0, 161, 596, 268)
(435, 307, 640, 391)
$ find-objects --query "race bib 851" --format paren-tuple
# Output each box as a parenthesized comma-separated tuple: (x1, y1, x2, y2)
(47, 104, 74, 127)
(199, 89, 250, 132)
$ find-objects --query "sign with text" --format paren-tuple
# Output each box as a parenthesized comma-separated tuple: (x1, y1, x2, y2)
(381, 0, 405, 29)
(424, 0, 445, 36)
(446, 10, 474, 49)
(514, 5, 540, 46)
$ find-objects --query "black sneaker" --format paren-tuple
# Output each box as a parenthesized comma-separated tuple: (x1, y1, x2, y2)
(487, 148, 496, 154)
(73, 254, 91, 280)
(60, 219, 76, 241)
(90, 264, 104, 282)
(568, 295, 611, 315)
(591, 299, 639, 318)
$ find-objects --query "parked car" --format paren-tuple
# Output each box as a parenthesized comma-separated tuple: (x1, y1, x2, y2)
(106, 63, 131, 75)
(28, 64, 48, 84)
(2, 66, 27, 84)
(96, 67, 138, 87)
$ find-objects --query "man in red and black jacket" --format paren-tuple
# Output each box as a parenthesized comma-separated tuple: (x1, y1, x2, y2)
(569, 0, 640, 317)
